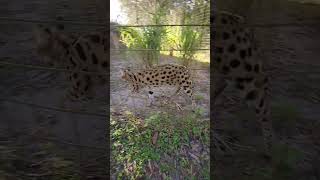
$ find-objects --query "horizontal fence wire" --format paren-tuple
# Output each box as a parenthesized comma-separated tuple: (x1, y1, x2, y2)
(0, 97, 107, 118)
(110, 48, 210, 51)
(0, 60, 109, 75)
(0, 17, 319, 28)
(0, 16, 318, 120)
(4, 128, 107, 150)
(0, 60, 209, 73)
(0, 17, 107, 27)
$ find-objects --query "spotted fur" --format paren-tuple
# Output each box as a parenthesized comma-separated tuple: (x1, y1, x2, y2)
(121, 64, 195, 106)
(213, 11, 273, 158)
(33, 23, 107, 101)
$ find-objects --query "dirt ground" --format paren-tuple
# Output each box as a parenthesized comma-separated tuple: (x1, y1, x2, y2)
(110, 51, 210, 118)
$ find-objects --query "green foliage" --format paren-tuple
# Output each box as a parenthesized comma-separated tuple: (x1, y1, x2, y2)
(119, 0, 169, 67)
(164, 1, 209, 66)
(119, 0, 210, 66)
(271, 102, 301, 135)
(120, 26, 167, 67)
(111, 111, 209, 179)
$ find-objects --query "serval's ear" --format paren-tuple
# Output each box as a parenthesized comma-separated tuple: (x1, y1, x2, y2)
(120, 67, 131, 78)
(120, 68, 126, 78)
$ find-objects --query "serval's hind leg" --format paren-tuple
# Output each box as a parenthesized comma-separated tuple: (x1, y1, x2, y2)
(241, 76, 273, 160)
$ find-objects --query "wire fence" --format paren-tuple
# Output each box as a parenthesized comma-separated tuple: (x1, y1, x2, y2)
(0, 16, 319, 28)
(1, 14, 319, 150)
(1, 15, 319, 109)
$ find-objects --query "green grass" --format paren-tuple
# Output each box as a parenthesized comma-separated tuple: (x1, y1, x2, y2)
(271, 101, 301, 135)
(111, 111, 209, 179)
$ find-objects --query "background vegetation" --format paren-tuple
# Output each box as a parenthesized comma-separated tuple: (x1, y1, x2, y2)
(118, 0, 210, 67)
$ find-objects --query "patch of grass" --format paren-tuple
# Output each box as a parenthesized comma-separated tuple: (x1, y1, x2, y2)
(194, 94, 205, 101)
(271, 101, 301, 134)
(0, 139, 82, 180)
(244, 143, 303, 180)
(111, 111, 209, 179)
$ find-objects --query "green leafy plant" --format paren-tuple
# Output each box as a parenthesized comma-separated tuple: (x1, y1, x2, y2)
(119, 1, 168, 68)
(111, 111, 209, 179)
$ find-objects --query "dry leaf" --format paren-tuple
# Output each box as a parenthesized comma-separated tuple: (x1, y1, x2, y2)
(152, 131, 159, 145)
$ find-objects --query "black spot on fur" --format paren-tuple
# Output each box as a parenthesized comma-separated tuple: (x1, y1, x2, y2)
(245, 63, 252, 72)
(245, 77, 254, 82)
(70, 57, 76, 67)
(84, 85, 89, 91)
(86, 42, 91, 50)
(240, 50, 247, 59)
(222, 32, 230, 40)
(248, 48, 252, 57)
(237, 36, 241, 43)
(89, 35, 100, 43)
(259, 99, 264, 107)
(102, 61, 107, 68)
(222, 66, 230, 74)
(230, 59, 240, 68)
(228, 44, 236, 53)
(75, 43, 87, 61)
(254, 64, 259, 73)
(221, 18, 227, 24)
(236, 83, 244, 90)
(44, 28, 51, 34)
(61, 41, 69, 49)
(216, 47, 224, 54)
(92, 53, 98, 64)
(236, 78, 245, 83)
(246, 90, 257, 100)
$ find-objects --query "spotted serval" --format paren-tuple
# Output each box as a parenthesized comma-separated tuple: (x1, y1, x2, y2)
(33, 21, 107, 105)
(212, 11, 273, 159)
(121, 64, 195, 108)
